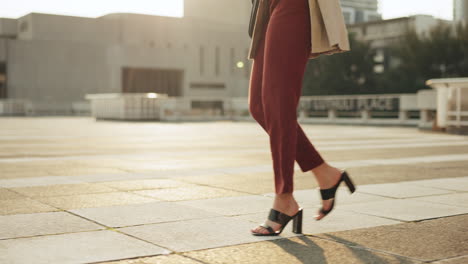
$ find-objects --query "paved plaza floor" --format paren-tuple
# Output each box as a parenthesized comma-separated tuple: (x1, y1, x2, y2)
(1, 117, 467, 264)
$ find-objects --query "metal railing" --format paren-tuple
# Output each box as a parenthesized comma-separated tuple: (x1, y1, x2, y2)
(426, 78, 468, 130)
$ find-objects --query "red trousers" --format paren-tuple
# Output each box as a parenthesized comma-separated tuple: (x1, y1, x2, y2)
(248, 0, 325, 194)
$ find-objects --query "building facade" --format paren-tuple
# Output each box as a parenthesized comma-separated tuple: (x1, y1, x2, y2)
(454, 0, 468, 24)
(347, 15, 452, 72)
(0, 0, 252, 114)
(340, 0, 382, 24)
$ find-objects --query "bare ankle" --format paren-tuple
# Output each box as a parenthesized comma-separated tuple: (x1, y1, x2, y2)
(312, 163, 342, 188)
(275, 192, 293, 199)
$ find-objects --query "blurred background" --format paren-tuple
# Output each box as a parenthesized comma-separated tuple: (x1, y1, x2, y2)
(0, 0, 466, 132)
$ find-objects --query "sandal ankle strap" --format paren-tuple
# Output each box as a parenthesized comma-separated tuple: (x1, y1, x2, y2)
(320, 187, 338, 200)
(319, 172, 345, 200)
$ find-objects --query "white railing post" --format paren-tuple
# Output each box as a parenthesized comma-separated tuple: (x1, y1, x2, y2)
(456, 87, 461, 128)
(361, 110, 370, 122)
(328, 109, 336, 120)
(426, 78, 468, 134)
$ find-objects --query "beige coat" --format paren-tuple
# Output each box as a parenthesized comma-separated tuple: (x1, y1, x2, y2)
(247, 0, 351, 60)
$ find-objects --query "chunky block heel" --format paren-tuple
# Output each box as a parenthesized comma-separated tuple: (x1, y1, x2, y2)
(251, 207, 303, 236)
(342, 171, 356, 193)
(316, 169, 357, 221)
(292, 208, 303, 234)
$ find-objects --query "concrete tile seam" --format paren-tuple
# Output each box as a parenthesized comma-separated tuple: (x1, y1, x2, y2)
(338, 208, 468, 224)
(172, 179, 261, 196)
(99, 226, 176, 255)
(403, 212, 468, 223)
(410, 191, 468, 198)
(314, 208, 410, 223)
(354, 191, 456, 200)
(95, 214, 227, 229)
(85, 252, 207, 264)
(407, 185, 468, 193)
(0, 227, 107, 242)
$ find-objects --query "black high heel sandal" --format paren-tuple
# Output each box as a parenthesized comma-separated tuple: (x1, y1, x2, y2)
(316, 170, 356, 220)
(251, 207, 303, 236)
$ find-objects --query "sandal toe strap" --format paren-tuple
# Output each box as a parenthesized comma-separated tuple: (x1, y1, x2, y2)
(259, 222, 275, 233)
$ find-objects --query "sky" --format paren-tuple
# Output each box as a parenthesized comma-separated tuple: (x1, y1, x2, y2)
(0, 0, 454, 21)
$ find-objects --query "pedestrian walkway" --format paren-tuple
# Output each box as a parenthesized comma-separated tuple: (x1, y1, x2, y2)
(0, 117, 467, 263)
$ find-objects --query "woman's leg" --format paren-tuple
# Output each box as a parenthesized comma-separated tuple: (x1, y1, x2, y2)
(249, 0, 314, 234)
(249, 1, 347, 230)
(249, 0, 342, 234)
(248, 0, 325, 194)
(262, 0, 320, 194)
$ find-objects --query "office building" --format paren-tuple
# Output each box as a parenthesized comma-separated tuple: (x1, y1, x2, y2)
(454, 0, 468, 23)
(0, 0, 252, 114)
(340, 0, 382, 24)
(348, 15, 452, 72)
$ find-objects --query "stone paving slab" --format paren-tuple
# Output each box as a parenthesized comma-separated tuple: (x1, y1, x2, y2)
(338, 199, 468, 221)
(70, 201, 221, 228)
(0, 230, 171, 264)
(118, 216, 296, 253)
(133, 186, 248, 201)
(42, 166, 127, 177)
(71, 172, 164, 183)
(322, 145, 468, 163)
(341, 161, 468, 186)
(176, 171, 277, 194)
(0, 211, 104, 239)
(0, 198, 59, 215)
(322, 153, 468, 171)
(404, 176, 468, 192)
(175, 195, 274, 216)
(99, 178, 196, 191)
(314, 214, 468, 262)
(0, 188, 25, 200)
(34, 192, 159, 210)
(354, 182, 454, 198)
(9, 183, 117, 197)
(320, 142, 468, 153)
(182, 235, 423, 264)
(0, 175, 82, 188)
(409, 193, 468, 208)
(359, 153, 468, 166)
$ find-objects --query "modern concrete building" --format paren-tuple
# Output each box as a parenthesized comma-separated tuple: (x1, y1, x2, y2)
(454, 0, 468, 24)
(340, 0, 382, 24)
(0, 0, 252, 114)
(347, 15, 452, 72)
